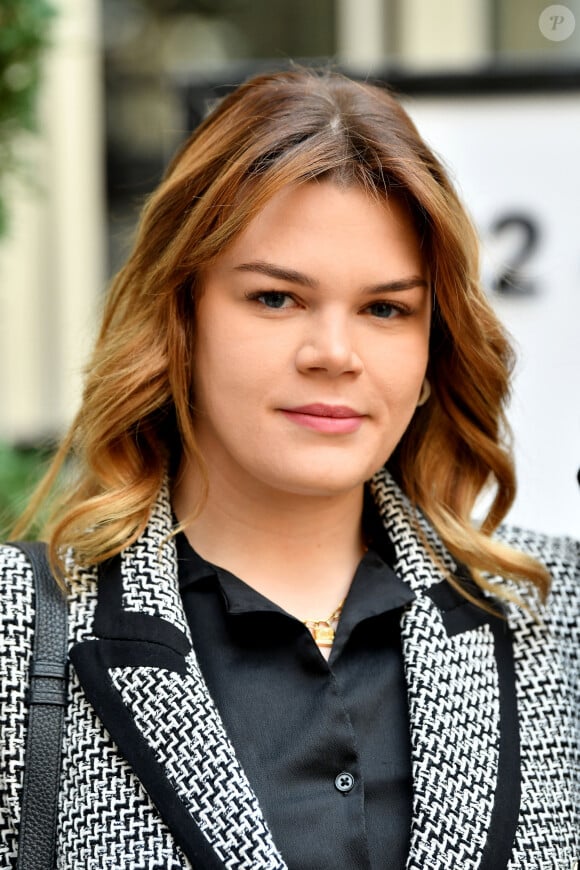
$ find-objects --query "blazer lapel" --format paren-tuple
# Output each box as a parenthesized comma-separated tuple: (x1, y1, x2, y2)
(371, 473, 520, 870)
(70, 481, 287, 870)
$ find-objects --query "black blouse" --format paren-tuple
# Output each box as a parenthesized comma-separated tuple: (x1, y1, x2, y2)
(177, 497, 415, 870)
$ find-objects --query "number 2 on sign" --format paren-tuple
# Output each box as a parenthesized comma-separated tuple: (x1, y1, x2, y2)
(486, 212, 540, 296)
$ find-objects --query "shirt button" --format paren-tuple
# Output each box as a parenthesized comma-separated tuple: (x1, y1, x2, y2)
(334, 772, 355, 794)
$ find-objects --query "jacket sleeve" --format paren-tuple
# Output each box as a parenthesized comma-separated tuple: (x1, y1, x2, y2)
(539, 534, 580, 836)
(502, 528, 580, 752)
(0, 545, 36, 865)
(549, 536, 580, 728)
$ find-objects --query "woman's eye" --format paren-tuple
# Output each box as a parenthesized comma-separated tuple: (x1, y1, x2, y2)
(366, 301, 400, 319)
(253, 292, 294, 309)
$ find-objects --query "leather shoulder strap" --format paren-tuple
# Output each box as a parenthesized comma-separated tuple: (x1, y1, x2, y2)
(13, 541, 68, 870)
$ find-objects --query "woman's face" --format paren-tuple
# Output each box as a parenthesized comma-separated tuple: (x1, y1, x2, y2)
(192, 180, 431, 500)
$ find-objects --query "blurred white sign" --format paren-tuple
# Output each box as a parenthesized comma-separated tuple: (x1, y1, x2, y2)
(406, 93, 580, 536)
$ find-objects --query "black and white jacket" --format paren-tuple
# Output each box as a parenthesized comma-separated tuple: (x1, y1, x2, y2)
(1, 468, 579, 869)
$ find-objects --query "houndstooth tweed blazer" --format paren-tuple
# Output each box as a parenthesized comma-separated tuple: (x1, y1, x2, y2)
(1, 467, 579, 869)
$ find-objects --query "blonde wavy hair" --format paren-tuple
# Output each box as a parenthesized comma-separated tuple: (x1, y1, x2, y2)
(16, 68, 549, 601)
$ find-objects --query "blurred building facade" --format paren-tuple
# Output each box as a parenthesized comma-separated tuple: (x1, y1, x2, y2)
(0, 0, 579, 531)
(0, 0, 104, 442)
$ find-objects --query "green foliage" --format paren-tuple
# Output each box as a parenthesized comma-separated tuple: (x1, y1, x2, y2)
(0, 442, 49, 539)
(0, 0, 56, 236)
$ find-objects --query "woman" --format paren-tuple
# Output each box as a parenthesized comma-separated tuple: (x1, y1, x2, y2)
(1, 68, 578, 869)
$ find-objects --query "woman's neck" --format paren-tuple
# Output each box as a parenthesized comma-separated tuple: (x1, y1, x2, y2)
(172, 461, 366, 621)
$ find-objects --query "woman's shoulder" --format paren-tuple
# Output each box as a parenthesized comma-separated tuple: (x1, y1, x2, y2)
(0, 542, 36, 610)
(0, 544, 37, 668)
(496, 524, 579, 591)
(494, 524, 580, 636)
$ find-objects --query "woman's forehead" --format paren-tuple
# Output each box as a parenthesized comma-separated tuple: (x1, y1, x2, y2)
(215, 181, 424, 272)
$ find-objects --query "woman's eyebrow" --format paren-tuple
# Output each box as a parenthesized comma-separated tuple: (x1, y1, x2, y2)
(234, 260, 428, 293)
(364, 277, 429, 294)
(234, 260, 319, 288)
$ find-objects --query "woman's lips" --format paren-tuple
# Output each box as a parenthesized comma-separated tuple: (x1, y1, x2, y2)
(280, 404, 365, 434)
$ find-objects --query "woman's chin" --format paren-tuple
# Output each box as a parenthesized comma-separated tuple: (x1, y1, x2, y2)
(252, 465, 379, 500)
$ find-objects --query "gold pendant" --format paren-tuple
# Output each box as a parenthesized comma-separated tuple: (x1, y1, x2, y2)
(303, 597, 345, 648)
(312, 624, 335, 646)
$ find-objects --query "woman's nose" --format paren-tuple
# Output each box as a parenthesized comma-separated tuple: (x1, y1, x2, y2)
(294, 312, 363, 377)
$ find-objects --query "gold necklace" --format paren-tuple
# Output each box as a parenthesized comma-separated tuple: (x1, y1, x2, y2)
(303, 598, 346, 648)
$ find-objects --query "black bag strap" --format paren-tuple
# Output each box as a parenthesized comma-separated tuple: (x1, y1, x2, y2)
(13, 541, 68, 870)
